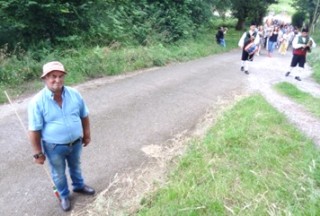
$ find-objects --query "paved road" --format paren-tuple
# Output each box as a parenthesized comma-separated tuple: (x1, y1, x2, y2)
(0, 50, 248, 215)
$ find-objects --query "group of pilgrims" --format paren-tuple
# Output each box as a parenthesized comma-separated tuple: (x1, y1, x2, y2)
(257, 21, 299, 57)
(238, 18, 316, 81)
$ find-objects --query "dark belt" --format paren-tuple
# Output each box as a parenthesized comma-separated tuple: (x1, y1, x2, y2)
(63, 138, 81, 146)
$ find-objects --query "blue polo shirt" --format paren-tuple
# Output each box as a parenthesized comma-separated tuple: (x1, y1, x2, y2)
(28, 86, 89, 144)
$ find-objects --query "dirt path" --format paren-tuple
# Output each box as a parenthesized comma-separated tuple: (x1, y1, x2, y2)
(1, 48, 319, 216)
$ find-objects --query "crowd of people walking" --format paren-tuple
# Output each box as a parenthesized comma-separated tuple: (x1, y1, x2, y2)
(259, 21, 297, 57)
(236, 18, 316, 81)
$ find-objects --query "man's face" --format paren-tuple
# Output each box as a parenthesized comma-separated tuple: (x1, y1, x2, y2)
(44, 71, 65, 93)
(301, 32, 308, 37)
(250, 25, 256, 31)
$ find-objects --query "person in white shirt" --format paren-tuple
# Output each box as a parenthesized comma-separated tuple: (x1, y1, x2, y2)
(238, 22, 260, 74)
(285, 28, 316, 81)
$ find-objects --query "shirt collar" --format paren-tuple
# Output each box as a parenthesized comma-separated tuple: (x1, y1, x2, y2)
(44, 86, 65, 100)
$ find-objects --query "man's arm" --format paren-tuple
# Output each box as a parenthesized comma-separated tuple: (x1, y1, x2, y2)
(29, 130, 46, 164)
(238, 32, 246, 48)
(81, 116, 91, 147)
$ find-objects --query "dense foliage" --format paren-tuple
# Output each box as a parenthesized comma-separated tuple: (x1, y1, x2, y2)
(292, 11, 307, 28)
(0, 0, 282, 51)
(0, 0, 276, 97)
(0, 0, 215, 50)
(0, 1, 92, 49)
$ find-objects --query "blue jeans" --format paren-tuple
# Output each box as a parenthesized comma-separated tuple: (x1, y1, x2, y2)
(219, 39, 226, 47)
(268, 41, 277, 53)
(42, 139, 84, 198)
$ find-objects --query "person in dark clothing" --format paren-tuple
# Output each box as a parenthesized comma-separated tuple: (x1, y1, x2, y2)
(216, 27, 227, 47)
(267, 26, 279, 57)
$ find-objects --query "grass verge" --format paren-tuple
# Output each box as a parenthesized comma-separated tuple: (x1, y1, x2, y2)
(274, 82, 320, 118)
(0, 28, 240, 104)
(137, 94, 320, 216)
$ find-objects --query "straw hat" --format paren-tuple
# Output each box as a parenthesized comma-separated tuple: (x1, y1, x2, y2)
(41, 61, 67, 78)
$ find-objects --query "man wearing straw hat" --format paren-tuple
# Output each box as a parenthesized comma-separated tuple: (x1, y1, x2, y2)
(28, 61, 95, 211)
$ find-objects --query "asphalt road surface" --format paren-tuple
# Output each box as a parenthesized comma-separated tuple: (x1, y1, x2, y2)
(1, 50, 250, 215)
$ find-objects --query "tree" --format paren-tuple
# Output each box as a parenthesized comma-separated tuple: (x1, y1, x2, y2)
(230, 0, 278, 30)
(292, 11, 306, 28)
(293, 0, 320, 32)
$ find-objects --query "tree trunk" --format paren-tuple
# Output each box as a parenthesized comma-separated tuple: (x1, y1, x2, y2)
(310, 0, 320, 33)
(235, 19, 245, 31)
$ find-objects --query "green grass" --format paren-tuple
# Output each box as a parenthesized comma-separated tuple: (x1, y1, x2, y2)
(0, 27, 239, 104)
(137, 95, 320, 216)
(274, 82, 320, 118)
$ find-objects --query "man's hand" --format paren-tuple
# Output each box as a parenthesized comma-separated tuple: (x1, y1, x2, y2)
(81, 116, 91, 147)
(83, 137, 91, 147)
(34, 155, 46, 165)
